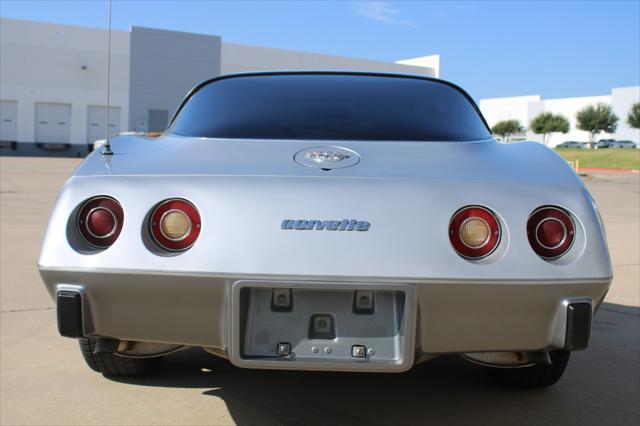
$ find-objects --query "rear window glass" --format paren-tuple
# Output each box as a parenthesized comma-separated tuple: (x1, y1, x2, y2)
(168, 73, 490, 142)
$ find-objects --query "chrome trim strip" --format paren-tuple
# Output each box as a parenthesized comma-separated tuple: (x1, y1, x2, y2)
(37, 265, 613, 285)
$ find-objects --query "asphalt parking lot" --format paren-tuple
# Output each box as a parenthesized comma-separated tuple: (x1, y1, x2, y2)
(1, 157, 639, 426)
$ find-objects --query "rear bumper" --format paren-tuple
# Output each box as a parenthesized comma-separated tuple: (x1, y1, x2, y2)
(40, 268, 610, 369)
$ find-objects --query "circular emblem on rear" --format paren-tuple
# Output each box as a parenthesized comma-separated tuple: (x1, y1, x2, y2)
(294, 146, 360, 169)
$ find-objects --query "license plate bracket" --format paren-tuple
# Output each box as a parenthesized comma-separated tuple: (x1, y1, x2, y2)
(230, 281, 416, 372)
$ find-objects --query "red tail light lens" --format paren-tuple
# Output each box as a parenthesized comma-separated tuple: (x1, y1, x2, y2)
(77, 196, 124, 248)
(150, 199, 201, 251)
(449, 206, 501, 259)
(527, 206, 575, 259)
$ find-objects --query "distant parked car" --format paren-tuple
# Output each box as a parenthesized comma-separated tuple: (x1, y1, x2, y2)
(608, 140, 638, 149)
(595, 139, 616, 149)
(556, 141, 588, 149)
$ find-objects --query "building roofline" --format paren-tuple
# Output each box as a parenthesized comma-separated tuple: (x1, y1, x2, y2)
(0, 16, 128, 35)
(222, 41, 437, 72)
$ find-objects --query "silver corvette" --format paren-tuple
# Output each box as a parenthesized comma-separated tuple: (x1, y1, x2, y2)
(38, 72, 612, 387)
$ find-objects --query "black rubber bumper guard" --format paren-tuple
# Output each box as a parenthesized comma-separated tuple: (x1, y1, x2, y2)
(565, 302, 592, 351)
(56, 290, 84, 338)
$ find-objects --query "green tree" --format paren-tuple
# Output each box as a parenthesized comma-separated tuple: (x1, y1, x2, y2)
(576, 103, 619, 142)
(491, 119, 524, 143)
(628, 102, 640, 129)
(529, 112, 570, 145)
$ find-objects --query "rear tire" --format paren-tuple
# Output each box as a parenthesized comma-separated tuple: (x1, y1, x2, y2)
(79, 337, 162, 376)
(485, 351, 571, 388)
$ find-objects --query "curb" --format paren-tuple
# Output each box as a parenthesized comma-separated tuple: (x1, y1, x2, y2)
(579, 167, 640, 173)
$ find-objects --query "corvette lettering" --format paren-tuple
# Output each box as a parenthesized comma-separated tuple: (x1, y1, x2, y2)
(281, 219, 370, 231)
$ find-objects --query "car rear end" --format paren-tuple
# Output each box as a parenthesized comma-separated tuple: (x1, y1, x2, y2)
(39, 146, 611, 372)
(38, 72, 612, 382)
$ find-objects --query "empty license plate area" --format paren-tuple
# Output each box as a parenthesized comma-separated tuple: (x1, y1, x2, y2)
(230, 282, 415, 372)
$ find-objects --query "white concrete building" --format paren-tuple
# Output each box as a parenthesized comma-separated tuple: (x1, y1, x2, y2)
(0, 17, 439, 156)
(480, 87, 640, 147)
(0, 18, 130, 156)
(221, 42, 439, 77)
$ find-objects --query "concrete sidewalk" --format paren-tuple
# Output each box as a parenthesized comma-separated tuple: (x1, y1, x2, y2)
(1, 157, 638, 425)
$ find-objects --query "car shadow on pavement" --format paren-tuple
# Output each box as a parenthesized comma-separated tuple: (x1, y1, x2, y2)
(112, 351, 521, 425)
(109, 302, 639, 426)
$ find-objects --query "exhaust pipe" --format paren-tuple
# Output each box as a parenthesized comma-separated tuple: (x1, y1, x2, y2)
(462, 351, 551, 368)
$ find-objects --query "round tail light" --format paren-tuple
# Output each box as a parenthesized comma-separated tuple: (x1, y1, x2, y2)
(150, 199, 201, 251)
(527, 206, 574, 259)
(449, 206, 501, 259)
(77, 196, 124, 248)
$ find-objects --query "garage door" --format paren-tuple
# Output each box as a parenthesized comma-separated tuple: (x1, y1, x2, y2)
(148, 109, 168, 132)
(35, 102, 71, 143)
(87, 106, 121, 144)
(0, 100, 18, 142)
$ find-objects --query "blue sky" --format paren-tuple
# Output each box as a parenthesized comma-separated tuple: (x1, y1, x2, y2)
(1, 0, 638, 100)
